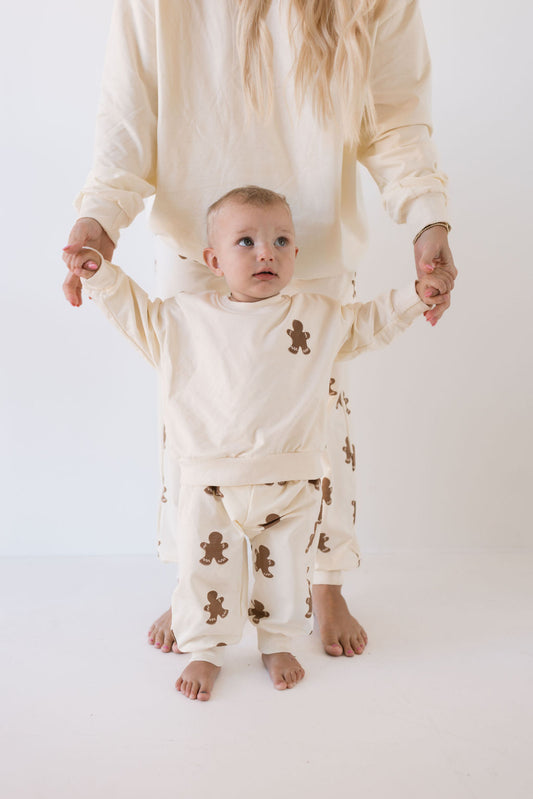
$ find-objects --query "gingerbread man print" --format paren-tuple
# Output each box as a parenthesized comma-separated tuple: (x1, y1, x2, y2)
(287, 320, 311, 354)
(204, 590, 229, 624)
(199, 532, 229, 565)
(305, 500, 323, 553)
(254, 545, 275, 578)
(248, 600, 270, 624)
(318, 532, 330, 553)
(343, 436, 356, 471)
(204, 485, 224, 498)
(305, 579, 313, 619)
(259, 514, 281, 530)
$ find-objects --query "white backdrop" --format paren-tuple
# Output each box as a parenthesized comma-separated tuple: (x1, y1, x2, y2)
(1, 1, 531, 557)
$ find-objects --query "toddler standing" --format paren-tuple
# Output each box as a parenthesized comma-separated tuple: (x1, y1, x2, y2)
(64, 186, 441, 701)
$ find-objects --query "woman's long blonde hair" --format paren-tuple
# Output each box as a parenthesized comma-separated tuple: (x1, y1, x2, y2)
(236, 0, 385, 145)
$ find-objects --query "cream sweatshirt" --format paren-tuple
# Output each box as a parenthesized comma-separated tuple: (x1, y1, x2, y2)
(83, 261, 427, 485)
(76, 0, 449, 280)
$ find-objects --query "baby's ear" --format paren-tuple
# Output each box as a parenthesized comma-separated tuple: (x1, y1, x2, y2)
(203, 247, 223, 276)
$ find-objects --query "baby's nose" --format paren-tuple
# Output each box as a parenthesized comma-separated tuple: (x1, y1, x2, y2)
(258, 243, 274, 260)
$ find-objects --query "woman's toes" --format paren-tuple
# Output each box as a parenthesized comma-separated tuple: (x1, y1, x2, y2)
(324, 642, 343, 657)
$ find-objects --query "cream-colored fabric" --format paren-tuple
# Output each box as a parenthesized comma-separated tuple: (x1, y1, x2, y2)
(82, 259, 426, 487)
(76, 0, 448, 264)
(170, 481, 322, 661)
(153, 243, 361, 574)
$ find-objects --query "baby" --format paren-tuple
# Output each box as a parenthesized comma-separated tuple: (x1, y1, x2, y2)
(64, 186, 440, 701)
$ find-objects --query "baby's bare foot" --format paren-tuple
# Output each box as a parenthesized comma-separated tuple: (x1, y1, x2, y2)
(312, 584, 368, 657)
(262, 652, 305, 690)
(147, 607, 183, 654)
(176, 661, 221, 701)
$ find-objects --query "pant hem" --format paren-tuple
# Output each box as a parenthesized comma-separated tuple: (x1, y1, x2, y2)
(188, 648, 226, 667)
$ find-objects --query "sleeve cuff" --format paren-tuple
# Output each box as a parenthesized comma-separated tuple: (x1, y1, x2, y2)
(81, 256, 120, 295)
(393, 283, 428, 320)
(74, 195, 127, 246)
(405, 194, 450, 242)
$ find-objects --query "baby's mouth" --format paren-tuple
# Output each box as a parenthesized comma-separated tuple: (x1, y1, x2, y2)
(254, 269, 277, 277)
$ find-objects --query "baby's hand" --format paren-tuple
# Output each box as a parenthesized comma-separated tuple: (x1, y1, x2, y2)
(415, 277, 450, 326)
(62, 244, 102, 279)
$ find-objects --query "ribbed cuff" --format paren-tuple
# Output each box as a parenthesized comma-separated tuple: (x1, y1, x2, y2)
(393, 283, 429, 319)
(257, 630, 295, 655)
(312, 569, 343, 586)
(188, 648, 226, 668)
(81, 257, 119, 295)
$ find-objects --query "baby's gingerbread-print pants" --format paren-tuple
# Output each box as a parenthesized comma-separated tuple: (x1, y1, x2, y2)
(170, 481, 323, 667)
(155, 244, 360, 587)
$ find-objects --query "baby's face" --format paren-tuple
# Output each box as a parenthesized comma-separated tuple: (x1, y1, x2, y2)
(203, 201, 298, 302)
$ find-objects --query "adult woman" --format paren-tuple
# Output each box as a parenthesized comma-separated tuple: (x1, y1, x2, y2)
(63, 0, 456, 661)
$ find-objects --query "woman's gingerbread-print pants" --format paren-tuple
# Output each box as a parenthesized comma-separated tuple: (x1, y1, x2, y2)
(155, 244, 360, 586)
(171, 481, 323, 667)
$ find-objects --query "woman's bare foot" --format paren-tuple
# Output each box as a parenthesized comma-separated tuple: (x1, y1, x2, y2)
(312, 584, 368, 657)
(175, 661, 221, 701)
(147, 607, 183, 653)
(262, 652, 305, 690)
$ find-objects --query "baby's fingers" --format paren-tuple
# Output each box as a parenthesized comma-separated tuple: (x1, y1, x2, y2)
(63, 246, 101, 276)
(424, 293, 451, 326)
(422, 275, 450, 297)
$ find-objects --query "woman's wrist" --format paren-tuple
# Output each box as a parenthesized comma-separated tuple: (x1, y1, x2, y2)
(412, 222, 451, 245)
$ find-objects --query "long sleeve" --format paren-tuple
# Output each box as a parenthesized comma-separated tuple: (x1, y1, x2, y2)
(75, 0, 158, 244)
(358, 0, 449, 239)
(337, 283, 427, 359)
(81, 260, 164, 367)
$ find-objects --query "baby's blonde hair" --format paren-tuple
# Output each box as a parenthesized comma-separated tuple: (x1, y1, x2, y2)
(236, 0, 386, 145)
(206, 185, 291, 243)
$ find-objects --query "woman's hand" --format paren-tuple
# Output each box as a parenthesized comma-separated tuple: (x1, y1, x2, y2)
(62, 218, 115, 306)
(414, 226, 457, 326)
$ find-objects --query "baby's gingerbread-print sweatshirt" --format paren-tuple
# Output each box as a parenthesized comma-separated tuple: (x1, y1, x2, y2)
(82, 259, 426, 486)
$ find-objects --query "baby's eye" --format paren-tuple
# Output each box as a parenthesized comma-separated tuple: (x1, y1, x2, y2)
(238, 237, 254, 247)
(275, 236, 289, 247)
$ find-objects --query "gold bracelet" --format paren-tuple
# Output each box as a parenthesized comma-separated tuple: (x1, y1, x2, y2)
(413, 222, 451, 244)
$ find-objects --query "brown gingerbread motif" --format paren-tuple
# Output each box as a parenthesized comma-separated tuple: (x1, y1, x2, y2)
(160, 486, 168, 504)
(343, 436, 356, 471)
(259, 514, 281, 530)
(204, 590, 229, 624)
(254, 545, 275, 578)
(329, 377, 337, 397)
(204, 485, 224, 498)
(248, 599, 270, 624)
(318, 532, 330, 552)
(305, 579, 313, 618)
(352, 500, 357, 524)
(305, 499, 323, 553)
(287, 320, 311, 354)
(308, 478, 321, 491)
(336, 391, 351, 415)
(322, 477, 332, 505)
(199, 532, 229, 565)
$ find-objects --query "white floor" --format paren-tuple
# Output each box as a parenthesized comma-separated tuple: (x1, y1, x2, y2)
(1, 550, 532, 799)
